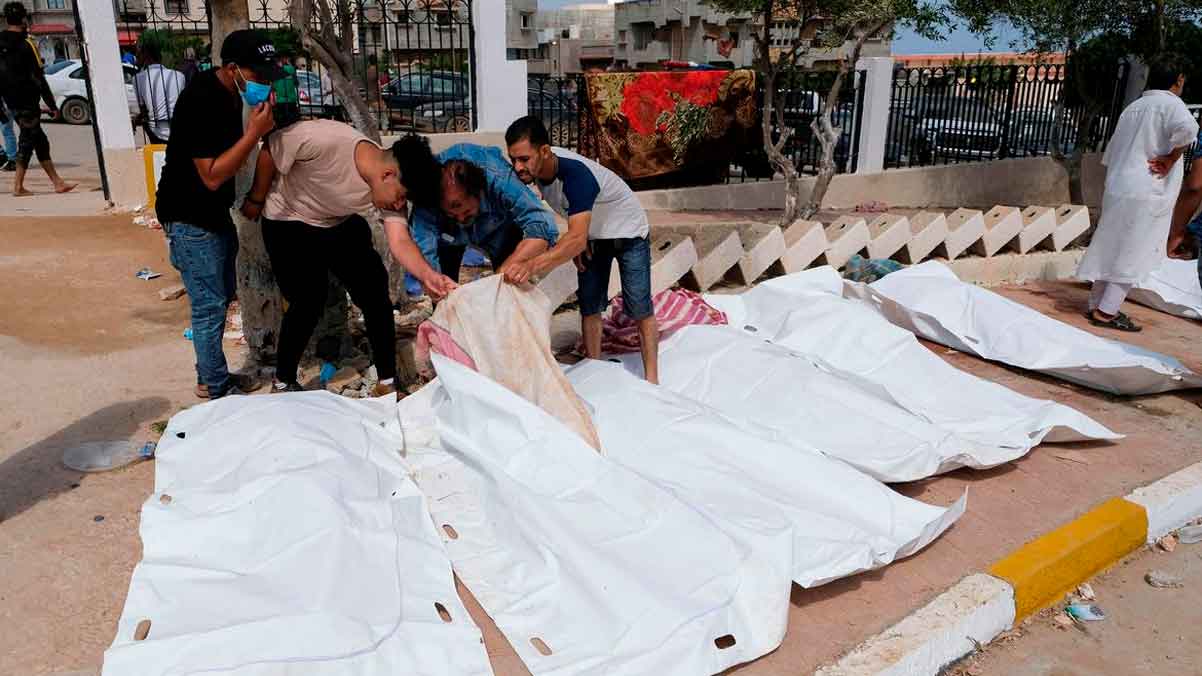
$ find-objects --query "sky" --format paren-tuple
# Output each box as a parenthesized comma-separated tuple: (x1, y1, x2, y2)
(534, 0, 1032, 56)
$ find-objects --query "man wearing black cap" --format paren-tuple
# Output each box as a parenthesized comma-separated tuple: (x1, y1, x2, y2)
(155, 29, 281, 399)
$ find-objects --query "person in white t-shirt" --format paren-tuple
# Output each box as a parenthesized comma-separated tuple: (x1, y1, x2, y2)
(504, 115, 659, 384)
(134, 41, 185, 144)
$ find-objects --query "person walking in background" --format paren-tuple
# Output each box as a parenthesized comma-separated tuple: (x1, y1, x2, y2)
(1076, 55, 1198, 332)
(271, 51, 300, 130)
(0, 1, 73, 196)
(0, 97, 16, 170)
(154, 29, 280, 399)
(179, 46, 199, 86)
(134, 40, 185, 144)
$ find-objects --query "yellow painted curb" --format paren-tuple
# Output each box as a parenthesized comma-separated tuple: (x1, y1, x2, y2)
(989, 497, 1147, 620)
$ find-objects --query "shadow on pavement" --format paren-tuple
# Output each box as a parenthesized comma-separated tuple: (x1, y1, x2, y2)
(0, 397, 170, 523)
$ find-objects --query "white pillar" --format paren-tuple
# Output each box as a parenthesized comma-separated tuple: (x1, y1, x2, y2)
(854, 56, 893, 174)
(472, 1, 528, 132)
(77, 0, 140, 207)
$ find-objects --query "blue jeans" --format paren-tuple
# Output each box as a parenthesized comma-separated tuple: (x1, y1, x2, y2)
(0, 111, 15, 160)
(165, 222, 239, 396)
(577, 236, 654, 320)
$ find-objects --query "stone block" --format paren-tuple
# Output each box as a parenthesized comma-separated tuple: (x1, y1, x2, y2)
(1052, 204, 1091, 251)
(158, 284, 186, 301)
(1017, 205, 1057, 253)
(972, 205, 1022, 257)
(939, 208, 986, 260)
(536, 261, 579, 311)
(325, 366, 362, 393)
(728, 222, 787, 284)
(866, 213, 912, 260)
(773, 219, 829, 273)
(896, 211, 948, 264)
(607, 232, 699, 299)
(821, 216, 869, 269)
(659, 224, 744, 291)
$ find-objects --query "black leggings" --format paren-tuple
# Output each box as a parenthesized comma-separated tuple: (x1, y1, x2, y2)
(262, 214, 397, 384)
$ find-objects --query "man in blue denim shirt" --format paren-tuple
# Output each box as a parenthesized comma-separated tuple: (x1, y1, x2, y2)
(394, 143, 558, 299)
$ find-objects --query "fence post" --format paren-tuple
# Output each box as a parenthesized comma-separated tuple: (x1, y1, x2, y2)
(76, 0, 138, 207)
(855, 56, 893, 174)
(472, 1, 528, 132)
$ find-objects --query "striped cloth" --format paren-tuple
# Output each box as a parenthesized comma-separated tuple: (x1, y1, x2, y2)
(590, 288, 728, 354)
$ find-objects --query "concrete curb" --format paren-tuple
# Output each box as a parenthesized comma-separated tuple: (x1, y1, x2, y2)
(817, 459, 1202, 675)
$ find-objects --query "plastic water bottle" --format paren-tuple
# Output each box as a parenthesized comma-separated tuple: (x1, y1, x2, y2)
(319, 361, 337, 385)
(183, 327, 193, 341)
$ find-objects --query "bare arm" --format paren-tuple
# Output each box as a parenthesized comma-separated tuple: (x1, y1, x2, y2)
(501, 212, 588, 285)
(239, 144, 276, 220)
(383, 216, 459, 299)
(193, 102, 274, 192)
(1169, 156, 1202, 257)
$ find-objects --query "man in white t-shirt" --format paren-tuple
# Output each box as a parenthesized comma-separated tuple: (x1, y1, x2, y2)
(504, 115, 659, 383)
(133, 41, 185, 143)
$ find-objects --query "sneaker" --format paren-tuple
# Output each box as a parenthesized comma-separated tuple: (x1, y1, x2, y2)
(195, 373, 265, 399)
(1, 160, 14, 172)
(272, 379, 305, 393)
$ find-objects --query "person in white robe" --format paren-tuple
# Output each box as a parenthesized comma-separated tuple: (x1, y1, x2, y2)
(1077, 56, 1199, 332)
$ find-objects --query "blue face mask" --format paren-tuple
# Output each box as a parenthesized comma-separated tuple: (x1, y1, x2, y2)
(236, 69, 273, 106)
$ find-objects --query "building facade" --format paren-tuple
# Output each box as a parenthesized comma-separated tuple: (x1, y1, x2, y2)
(612, 0, 890, 70)
(528, 2, 616, 76)
(25, 0, 81, 63)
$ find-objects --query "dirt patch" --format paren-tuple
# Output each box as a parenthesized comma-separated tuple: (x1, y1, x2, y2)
(0, 215, 188, 354)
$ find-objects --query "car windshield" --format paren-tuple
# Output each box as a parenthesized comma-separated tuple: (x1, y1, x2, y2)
(44, 60, 75, 75)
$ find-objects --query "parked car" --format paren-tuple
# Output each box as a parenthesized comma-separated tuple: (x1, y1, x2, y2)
(40, 59, 139, 125)
(404, 86, 578, 142)
(381, 71, 469, 112)
(294, 69, 343, 120)
(887, 97, 1003, 166)
(1007, 107, 1113, 158)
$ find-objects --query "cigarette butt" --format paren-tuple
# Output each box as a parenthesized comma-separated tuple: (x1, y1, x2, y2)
(134, 619, 151, 641)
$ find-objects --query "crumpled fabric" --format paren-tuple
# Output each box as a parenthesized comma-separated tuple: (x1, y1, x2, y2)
(584, 287, 727, 354)
(416, 275, 602, 451)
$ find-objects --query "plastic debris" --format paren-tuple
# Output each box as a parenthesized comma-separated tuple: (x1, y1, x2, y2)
(319, 361, 337, 385)
(183, 327, 193, 341)
(63, 440, 156, 473)
(1177, 524, 1202, 544)
(1159, 534, 1179, 553)
(1076, 582, 1096, 601)
(1145, 570, 1184, 588)
(1065, 603, 1106, 621)
(135, 267, 161, 281)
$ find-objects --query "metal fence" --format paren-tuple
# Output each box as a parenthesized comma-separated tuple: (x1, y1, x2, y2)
(527, 74, 584, 150)
(108, 0, 476, 139)
(731, 68, 866, 182)
(884, 62, 1130, 169)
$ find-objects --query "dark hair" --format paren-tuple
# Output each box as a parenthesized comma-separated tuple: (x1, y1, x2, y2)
(442, 158, 487, 199)
(3, 2, 27, 26)
(504, 115, 550, 148)
(140, 41, 162, 63)
(391, 133, 441, 208)
(1147, 55, 1190, 91)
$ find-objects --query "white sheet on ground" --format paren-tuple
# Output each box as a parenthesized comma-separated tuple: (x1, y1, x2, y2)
(102, 393, 492, 676)
(847, 261, 1200, 395)
(393, 355, 963, 675)
(704, 267, 1120, 469)
(1128, 257, 1202, 320)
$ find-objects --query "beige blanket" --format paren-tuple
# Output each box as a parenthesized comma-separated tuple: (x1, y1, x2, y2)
(420, 275, 602, 452)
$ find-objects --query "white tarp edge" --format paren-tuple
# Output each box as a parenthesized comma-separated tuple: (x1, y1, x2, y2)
(705, 267, 1120, 459)
(1128, 257, 1202, 321)
(102, 393, 493, 676)
(849, 260, 1201, 395)
(394, 355, 963, 674)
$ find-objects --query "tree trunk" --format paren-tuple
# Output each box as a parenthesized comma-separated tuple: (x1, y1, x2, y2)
(761, 69, 802, 225)
(210, 0, 284, 366)
(802, 110, 840, 220)
(291, 0, 380, 142)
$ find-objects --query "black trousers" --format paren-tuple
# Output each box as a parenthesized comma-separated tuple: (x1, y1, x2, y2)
(262, 214, 397, 384)
(13, 108, 49, 165)
(436, 223, 525, 283)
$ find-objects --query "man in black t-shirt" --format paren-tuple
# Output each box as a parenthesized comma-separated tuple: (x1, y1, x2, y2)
(155, 29, 280, 399)
(0, 2, 72, 195)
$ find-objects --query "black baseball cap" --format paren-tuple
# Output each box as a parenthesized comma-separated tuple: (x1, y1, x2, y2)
(219, 29, 285, 81)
